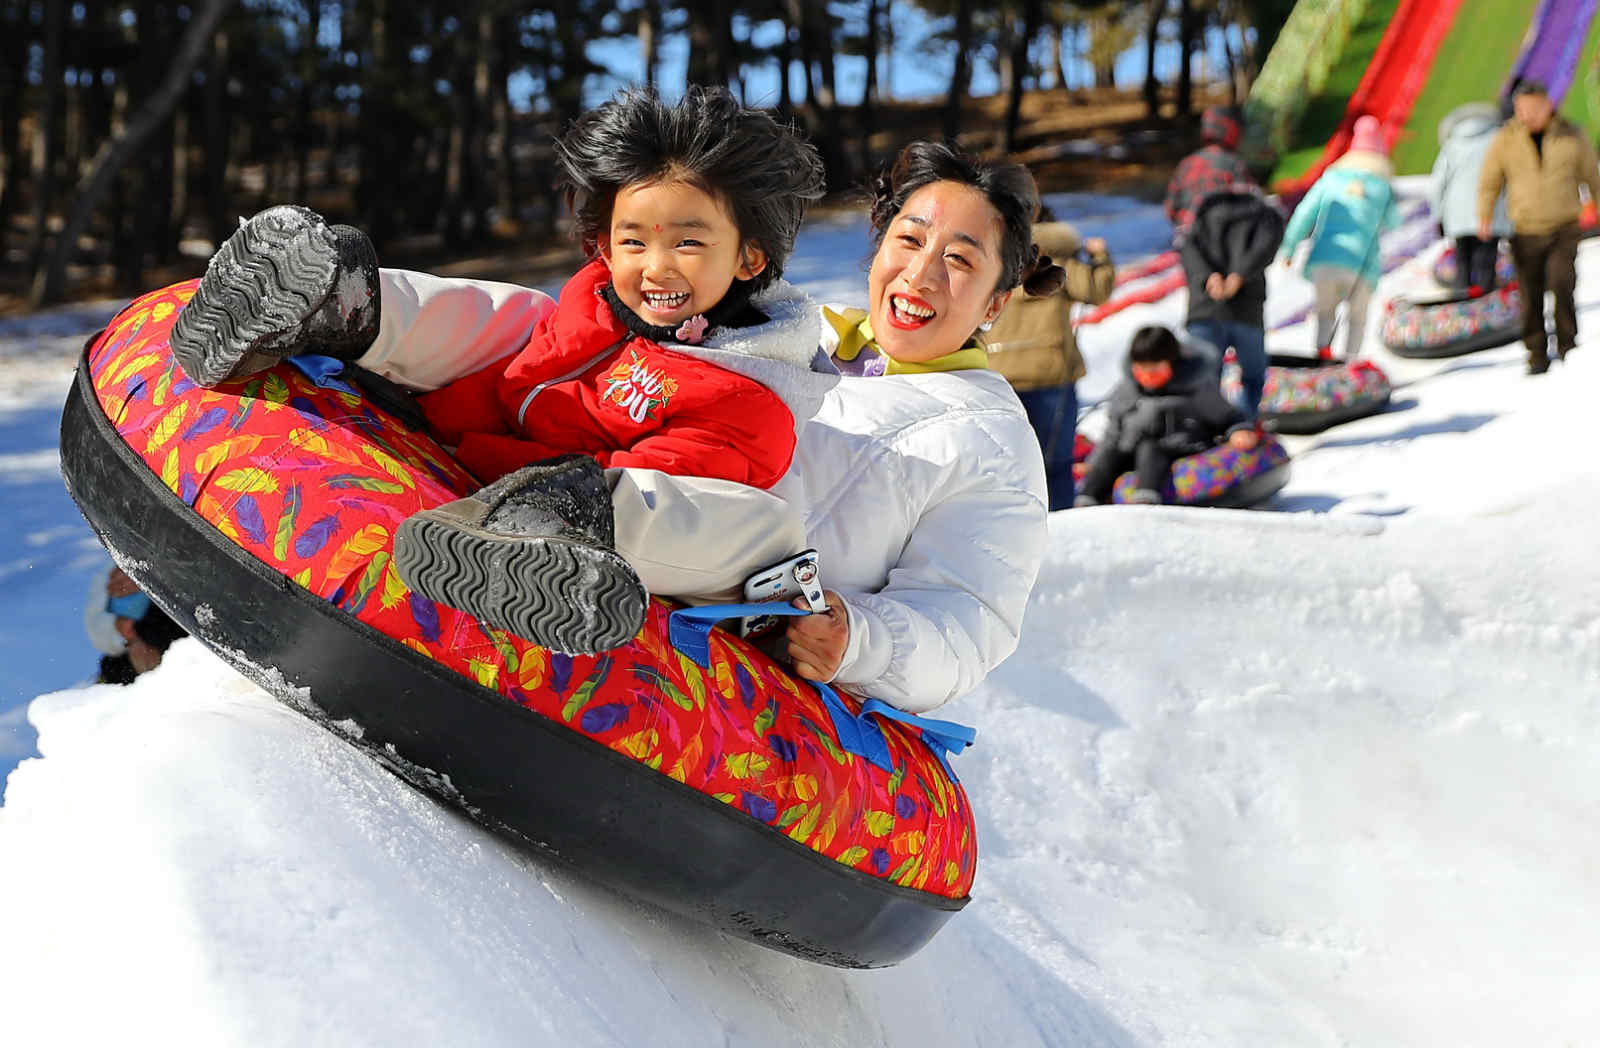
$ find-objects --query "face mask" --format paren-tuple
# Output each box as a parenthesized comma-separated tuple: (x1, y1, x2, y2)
(107, 591, 153, 621)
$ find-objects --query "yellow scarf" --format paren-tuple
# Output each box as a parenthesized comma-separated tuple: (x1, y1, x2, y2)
(823, 307, 989, 375)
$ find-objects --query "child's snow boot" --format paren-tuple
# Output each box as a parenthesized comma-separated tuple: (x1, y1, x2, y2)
(393, 455, 647, 654)
(1073, 494, 1101, 508)
(1127, 489, 1163, 505)
(171, 205, 380, 386)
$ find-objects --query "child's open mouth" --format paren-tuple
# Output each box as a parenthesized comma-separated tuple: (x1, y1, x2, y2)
(641, 289, 692, 317)
(887, 293, 936, 329)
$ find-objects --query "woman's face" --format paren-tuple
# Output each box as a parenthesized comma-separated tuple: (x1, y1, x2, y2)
(867, 181, 1011, 363)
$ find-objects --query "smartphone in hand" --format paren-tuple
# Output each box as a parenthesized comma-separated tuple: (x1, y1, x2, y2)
(739, 549, 825, 638)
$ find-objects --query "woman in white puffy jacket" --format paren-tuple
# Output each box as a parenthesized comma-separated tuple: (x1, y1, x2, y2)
(307, 142, 1055, 714)
(766, 142, 1058, 711)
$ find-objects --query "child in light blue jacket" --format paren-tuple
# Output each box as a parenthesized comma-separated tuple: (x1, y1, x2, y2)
(1280, 116, 1402, 359)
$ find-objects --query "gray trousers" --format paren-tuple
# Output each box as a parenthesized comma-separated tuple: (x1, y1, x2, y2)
(1311, 268, 1374, 359)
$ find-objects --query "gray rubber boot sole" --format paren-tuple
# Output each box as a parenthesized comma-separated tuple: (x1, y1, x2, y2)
(394, 505, 648, 655)
(171, 205, 377, 387)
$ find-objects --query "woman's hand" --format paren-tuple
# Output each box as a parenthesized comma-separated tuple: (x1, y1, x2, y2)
(786, 589, 850, 682)
(1084, 236, 1108, 257)
(1229, 427, 1260, 450)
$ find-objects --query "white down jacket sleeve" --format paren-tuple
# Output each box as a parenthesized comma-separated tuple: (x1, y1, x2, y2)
(815, 380, 1049, 713)
(833, 478, 1046, 712)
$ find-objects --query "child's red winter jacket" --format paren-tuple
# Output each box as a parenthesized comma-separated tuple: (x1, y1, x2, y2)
(418, 258, 833, 486)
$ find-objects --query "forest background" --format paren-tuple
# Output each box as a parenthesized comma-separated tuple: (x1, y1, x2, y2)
(0, 0, 1294, 311)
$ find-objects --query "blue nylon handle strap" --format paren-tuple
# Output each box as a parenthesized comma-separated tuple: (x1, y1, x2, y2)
(286, 354, 359, 393)
(666, 602, 977, 779)
(666, 602, 808, 669)
(858, 698, 976, 778)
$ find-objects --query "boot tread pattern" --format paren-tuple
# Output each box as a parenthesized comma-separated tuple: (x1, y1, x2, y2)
(394, 514, 646, 655)
(171, 206, 339, 386)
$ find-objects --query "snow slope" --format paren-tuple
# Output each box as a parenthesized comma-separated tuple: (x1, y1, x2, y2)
(3, 189, 1599, 1045)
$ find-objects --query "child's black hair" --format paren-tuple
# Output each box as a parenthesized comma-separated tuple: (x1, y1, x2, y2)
(867, 141, 1066, 296)
(553, 86, 826, 292)
(1128, 325, 1182, 365)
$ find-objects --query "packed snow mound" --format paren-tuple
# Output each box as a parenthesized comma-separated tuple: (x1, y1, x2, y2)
(0, 641, 1130, 1047)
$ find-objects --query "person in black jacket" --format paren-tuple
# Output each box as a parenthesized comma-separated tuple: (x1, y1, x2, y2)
(1075, 326, 1258, 507)
(1181, 186, 1285, 420)
(1164, 106, 1255, 241)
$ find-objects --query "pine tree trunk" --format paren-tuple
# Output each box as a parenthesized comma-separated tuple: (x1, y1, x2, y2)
(942, 0, 973, 144)
(1144, 0, 1164, 116)
(291, 4, 313, 201)
(687, 5, 716, 86)
(776, 12, 792, 116)
(0, 0, 27, 227)
(357, 0, 396, 244)
(807, 4, 848, 187)
(205, 27, 231, 246)
(35, 0, 235, 305)
(442, 45, 467, 248)
(172, 106, 188, 246)
(860, 0, 879, 173)
(494, 14, 516, 225)
(882, 0, 895, 100)
(1004, 0, 1043, 153)
(26, 0, 67, 275)
(639, 0, 659, 90)
(1176, 0, 1196, 116)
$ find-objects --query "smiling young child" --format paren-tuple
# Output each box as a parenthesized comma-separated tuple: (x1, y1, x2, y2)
(168, 86, 832, 653)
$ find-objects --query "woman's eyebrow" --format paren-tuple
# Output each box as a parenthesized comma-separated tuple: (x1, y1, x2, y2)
(900, 214, 987, 253)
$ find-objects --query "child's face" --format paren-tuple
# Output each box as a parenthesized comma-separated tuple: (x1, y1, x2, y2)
(600, 179, 767, 327)
(1131, 360, 1173, 390)
(867, 181, 1010, 363)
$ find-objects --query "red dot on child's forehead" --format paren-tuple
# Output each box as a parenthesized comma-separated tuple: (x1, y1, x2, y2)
(653, 224, 662, 232)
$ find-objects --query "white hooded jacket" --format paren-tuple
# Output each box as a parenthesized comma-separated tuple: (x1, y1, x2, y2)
(770, 313, 1050, 712)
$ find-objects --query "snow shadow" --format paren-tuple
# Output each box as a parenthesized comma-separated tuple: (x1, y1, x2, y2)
(1271, 493, 1413, 516)
(1311, 412, 1498, 450)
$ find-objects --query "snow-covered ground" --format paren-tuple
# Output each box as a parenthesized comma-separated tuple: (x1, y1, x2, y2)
(3, 185, 1598, 1045)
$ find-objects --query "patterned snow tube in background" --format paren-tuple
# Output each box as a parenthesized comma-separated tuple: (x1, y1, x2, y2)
(1381, 284, 1521, 358)
(1087, 436, 1292, 508)
(1225, 355, 1393, 434)
(64, 280, 976, 967)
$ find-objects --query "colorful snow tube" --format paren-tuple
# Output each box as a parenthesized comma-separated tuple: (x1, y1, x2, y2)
(1110, 437, 1292, 507)
(1226, 354, 1393, 435)
(1381, 284, 1522, 358)
(1431, 244, 1516, 290)
(60, 281, 975, 969)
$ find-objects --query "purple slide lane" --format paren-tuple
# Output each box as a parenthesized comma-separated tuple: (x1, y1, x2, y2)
(1506, 0, 1600, 103)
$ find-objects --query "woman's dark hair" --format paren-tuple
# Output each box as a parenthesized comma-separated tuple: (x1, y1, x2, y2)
(554, 86, 826, 292)
(1128, 325, 1181, 365)
(867, 141, 1066, 296)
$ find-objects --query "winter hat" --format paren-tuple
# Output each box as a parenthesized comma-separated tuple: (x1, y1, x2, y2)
(1201, 106, 1243, 149)
(1349, 116, 1387, 156)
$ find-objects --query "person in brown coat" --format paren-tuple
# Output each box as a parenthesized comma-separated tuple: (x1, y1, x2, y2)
(1478, 79, 1600, 373)
(985, 221, 1114, 509)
